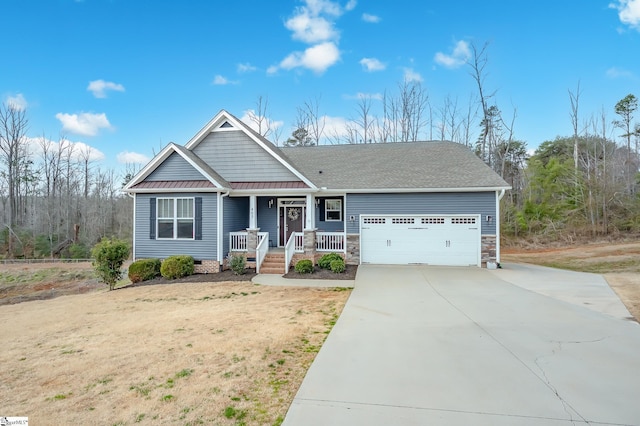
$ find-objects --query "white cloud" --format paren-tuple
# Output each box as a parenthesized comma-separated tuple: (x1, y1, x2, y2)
(279, 42, 340, 74)
(237, 63, 257, 73)
(286, 13, 338, 43)
(55, 112, 113, 137)
(277, 0, 353, 74)
(212, 75, 238, 85)
(27, 136, 105, 162)
(611, 0, 640, 30)
(322, 115, 350, 138)
(606, 66, 634, 78)
(434, 40, 471, 69)
(87, 79, 125, 98)
(6, 93, 27, 110)
(117, 151, 150, 164)
(359, 57, 385, 72)
(362, 13, 380, 23)
(403, 67, 423, 83)
(240, 110, 284, 135)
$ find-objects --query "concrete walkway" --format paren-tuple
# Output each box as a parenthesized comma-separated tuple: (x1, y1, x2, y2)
(252, 274, 354, 288)
(283, 265, 640, 425)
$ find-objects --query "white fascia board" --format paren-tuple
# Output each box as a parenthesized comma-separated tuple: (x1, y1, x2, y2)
(171, 148, 226, 189)
(184, 110, 228, 149)
(226, 114, 317, 189)
(184, 110, 317, 190)
(332, 186, 512, 193)
(123, 143, 176, 191)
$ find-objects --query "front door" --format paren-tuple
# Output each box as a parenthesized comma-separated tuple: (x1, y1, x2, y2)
(279, 205, 305, 246)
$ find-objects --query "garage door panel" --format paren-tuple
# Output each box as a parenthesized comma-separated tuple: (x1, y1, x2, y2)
(361, 215, 480, 267)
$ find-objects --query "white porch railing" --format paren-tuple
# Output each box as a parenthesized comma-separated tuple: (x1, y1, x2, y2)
(284, 232, 304, 274)
(255, 232, 269, 274)
(316, 232, 345, 252)
(229, 231, 267, 252)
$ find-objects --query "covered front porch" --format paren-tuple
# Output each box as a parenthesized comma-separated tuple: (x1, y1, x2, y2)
(225, 194, 346, 273)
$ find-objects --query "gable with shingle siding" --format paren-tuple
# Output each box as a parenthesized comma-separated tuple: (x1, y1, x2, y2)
(192, 130, 302, 183)
(145, 151, 205, 181)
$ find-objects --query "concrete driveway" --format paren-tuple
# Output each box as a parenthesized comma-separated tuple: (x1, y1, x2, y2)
(283, 264, 640, 425)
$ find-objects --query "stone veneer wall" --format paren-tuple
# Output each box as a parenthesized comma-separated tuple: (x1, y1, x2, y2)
(481, 235, 497, 266)
(194, 260, 221, 274)
(345, 234, 360, 265)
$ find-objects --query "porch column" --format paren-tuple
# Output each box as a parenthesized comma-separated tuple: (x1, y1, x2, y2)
(303, 229, 316, 259)
(246, 228, 259, 258)
(249, 195, 258, 229)
(305, 194, 315, 230)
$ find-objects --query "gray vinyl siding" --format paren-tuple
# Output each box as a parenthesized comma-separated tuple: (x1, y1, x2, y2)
(145, 152, 204, 181)
(222, 196, 249, 257)
(315, 198, 344, 232)
(257, 197, 278, 247)
(346, 192, 496, 235)
(135, 193, 217, 260)
(192, 131, 301, 182)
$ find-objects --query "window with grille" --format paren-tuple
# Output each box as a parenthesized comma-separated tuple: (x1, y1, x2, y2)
(157, 198, 194, 239)
(325, 199, 342, 221)
(392, 217, 414, 224)
(451, 217, 476, 224)
(422, 217, 445, 224)
(363, 217, 386, 224)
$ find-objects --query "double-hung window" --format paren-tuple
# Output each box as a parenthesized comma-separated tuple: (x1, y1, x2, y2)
(325, 199, 342, 221)
(157, 198, 194, 239)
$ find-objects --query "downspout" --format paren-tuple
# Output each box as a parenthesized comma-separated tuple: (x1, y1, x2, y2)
(496, 189, 506, 266)
(217, 191, 230, 271)
(127, 192, 136, 261)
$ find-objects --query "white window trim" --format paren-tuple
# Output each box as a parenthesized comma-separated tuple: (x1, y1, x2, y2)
(325, 199, 342, 222)
(157, 197, 195, 240)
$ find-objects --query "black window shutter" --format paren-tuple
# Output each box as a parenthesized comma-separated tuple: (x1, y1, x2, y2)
(195, 197, 203, 240)
(318, 198, 325, 222)
(149, 197, 156, 239)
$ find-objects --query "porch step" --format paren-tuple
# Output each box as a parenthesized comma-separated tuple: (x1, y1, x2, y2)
(259, 252, 286, 274)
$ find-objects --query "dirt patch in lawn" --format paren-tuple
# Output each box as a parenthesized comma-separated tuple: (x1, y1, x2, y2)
(502, 240, 640, 320)
(0, 279, 351, 425)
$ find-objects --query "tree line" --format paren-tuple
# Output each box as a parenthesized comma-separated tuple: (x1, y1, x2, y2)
(0, 104, 132, 258)
(1, 42, 638, 259)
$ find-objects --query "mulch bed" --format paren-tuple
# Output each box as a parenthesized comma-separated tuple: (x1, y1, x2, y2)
(283, 265, 357, 280)
(129, 264, 357, 287)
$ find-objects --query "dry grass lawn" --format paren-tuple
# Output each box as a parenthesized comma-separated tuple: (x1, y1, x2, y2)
(0, 278, 351, 425)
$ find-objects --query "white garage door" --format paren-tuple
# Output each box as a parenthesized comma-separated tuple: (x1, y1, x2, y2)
(360, 215, 481, 266)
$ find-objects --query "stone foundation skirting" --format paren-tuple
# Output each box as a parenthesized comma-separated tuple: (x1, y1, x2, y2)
(481, 235, 497, 266)
(194, 260, 221, 274)
(345, 234, 360, 265)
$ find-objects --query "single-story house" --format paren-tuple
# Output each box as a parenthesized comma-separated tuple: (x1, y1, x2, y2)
(124, 109, 511, 274)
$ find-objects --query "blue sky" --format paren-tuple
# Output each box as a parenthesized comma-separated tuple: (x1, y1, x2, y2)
(2, 0, 639, 171)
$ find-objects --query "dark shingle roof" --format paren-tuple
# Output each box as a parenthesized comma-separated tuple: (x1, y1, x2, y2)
(281, 141, 510, 190)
